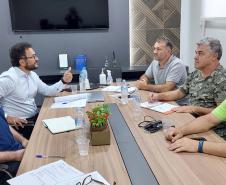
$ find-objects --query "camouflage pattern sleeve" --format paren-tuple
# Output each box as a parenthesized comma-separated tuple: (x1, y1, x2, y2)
(213, 68, 226, 104)
(178, 71, 194, 95)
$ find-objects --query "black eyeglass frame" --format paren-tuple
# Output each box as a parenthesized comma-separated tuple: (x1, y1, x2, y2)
(20, 54, 38, 60)
(76, 174, 106, 185)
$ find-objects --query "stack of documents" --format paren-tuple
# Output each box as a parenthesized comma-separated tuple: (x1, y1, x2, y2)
(8, 160, 110, 185)
(42, 116, 78, 134)
(102, 85, 136, 93)
(54, 93, 88, 103)
(140, 101, 179, 114)
(51, 94, 87, 109)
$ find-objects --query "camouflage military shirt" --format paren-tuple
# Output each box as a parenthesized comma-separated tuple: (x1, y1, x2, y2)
(179, 65, 226, 108)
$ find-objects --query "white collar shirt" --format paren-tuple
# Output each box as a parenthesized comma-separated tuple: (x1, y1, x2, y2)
(0, 67, 64, 119)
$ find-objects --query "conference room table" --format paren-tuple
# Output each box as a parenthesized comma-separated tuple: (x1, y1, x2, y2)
(17, 86, 226, 185)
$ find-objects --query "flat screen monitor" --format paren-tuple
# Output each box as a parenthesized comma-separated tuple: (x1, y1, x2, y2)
(9, 0, 109, 32)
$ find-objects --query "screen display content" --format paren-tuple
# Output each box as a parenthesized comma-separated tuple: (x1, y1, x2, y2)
(9, 0, 109, 31)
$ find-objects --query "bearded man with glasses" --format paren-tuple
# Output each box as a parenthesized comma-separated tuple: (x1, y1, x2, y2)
(0, 42, 73, 139)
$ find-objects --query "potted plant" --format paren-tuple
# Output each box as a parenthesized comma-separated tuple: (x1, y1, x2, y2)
(86, 104, 111, 146)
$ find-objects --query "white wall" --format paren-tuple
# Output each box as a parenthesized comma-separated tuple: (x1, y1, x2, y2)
(200, 0, 226, 68)
(201, 0, 226, 18)
(180, 0, 202, 72)
(180, 0, 226, 71)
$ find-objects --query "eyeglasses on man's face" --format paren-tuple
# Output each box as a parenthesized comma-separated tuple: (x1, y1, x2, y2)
(21, 54, 38, 60)
(76, 174, 106, 185)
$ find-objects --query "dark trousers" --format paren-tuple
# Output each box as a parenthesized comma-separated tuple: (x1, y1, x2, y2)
(0, 161, 20, 184)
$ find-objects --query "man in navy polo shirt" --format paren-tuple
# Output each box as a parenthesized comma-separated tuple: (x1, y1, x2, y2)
(0, 107, 28, 178)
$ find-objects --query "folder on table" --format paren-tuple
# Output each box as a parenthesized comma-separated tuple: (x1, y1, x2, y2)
(140, 102, 179, 115)
(42, 116, 78, 134)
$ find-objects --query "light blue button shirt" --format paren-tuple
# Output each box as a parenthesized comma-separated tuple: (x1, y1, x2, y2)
(0, 67, 65, 119)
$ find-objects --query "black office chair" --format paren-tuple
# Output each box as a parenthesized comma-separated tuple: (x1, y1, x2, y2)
(0, 164, 13, 185)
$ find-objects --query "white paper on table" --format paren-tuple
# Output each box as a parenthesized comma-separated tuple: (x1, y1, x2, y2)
(56, 171, 110, 185)
(150, 103, 179, 114)
(7, 160, 84, 185)
(51, 99, 87, 109)
(101, 86, 121, 92)
(54, 93, 89, 103)
(140, 101, 163, 109)
(140, 102, 179, 114)
(102, 86, 136, 93)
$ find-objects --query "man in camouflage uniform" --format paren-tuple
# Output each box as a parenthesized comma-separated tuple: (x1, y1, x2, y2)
(149, 37, 226, 116)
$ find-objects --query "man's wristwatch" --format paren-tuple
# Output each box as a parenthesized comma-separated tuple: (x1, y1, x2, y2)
(61, 77, 67, 84)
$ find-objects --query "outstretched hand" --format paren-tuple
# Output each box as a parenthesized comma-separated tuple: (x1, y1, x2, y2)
(165, 127, 183, 143)
(168, 137, 199, 153)
(148, 92, 159, 102)
(62, 67, 73, 83)
(136, 79, 148, 90)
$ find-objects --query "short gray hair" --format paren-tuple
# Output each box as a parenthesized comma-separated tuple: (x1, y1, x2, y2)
(197, 37, 222, 60)
(156, 37, 173, 51)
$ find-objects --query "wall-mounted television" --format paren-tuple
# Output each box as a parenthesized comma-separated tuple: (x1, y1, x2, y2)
(9, 0, 109, 32)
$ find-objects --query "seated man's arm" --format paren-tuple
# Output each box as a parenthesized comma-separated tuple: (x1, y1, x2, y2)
(166, 111, 226, 157)
(146, 81, 176, 92)
(172, 105, 213, 116)
(137, 74, 176, 92)
(36, 67, 72, 97)
(149, 89, 185, 102)
(10, 126, 28, 148)
(168, 137, 226, 157)
(139, 74, 149, 82)
(0, 150, 25, 163)
(179, 113, 219, 136)
(166, 113, 220, 142)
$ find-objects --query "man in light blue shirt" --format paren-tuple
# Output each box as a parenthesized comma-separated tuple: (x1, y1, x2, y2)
(0, 43, 72, 137)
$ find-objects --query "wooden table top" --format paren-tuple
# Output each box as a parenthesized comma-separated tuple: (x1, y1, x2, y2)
(17, 89, 226, 185)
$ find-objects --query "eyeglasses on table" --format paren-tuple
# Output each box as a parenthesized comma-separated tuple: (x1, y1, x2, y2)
(75, 174, 106, 185)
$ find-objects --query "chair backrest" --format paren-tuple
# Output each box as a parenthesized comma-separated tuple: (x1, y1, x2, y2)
(0, 164, 13, 184)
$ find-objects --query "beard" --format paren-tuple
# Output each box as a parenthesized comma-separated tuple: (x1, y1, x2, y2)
(25, 62, 38, 71)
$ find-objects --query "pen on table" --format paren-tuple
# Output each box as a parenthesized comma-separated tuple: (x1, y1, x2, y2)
(35, 154, 65, 158)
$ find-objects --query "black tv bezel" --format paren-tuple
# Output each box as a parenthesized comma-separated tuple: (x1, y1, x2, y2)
(8, 0, 109, 32)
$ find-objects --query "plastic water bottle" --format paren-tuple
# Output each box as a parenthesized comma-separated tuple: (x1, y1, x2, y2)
(106, 70, 113, 85)
(79, 68, 86, 92)
(121, 80, 128, 104)
(132, 88, 142, 121)
(80, 67, 90, 90)
(82, 67, 88, 79)
(76, 107, 84, 127)
(76, 108, 88, 138)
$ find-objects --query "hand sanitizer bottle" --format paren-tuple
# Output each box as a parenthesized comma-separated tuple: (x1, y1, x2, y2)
(106, 70, 113, 85)
(99, 68, 106, 85)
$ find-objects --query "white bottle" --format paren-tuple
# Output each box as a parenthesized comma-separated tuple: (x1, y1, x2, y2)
(79, 69, 86, 92)
(99, 68, 106, 85)
(121, 79, 128, 104)
(106, 70, 113, 85)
